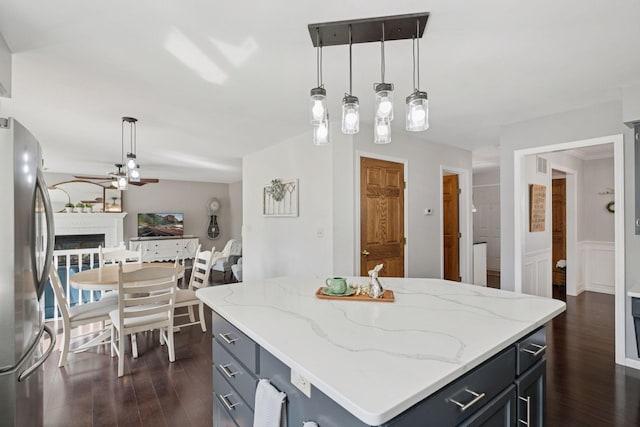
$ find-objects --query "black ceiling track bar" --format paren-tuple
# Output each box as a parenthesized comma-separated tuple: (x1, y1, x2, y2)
(308, 12, 429, 47)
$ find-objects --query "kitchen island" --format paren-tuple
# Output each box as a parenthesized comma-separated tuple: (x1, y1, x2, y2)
(197, 277, 565, 426)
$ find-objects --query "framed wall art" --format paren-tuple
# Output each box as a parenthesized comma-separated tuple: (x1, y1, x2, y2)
(103, 188, 123, 213)
(263, 178, 298, 217)
(529, 184, 546, 232)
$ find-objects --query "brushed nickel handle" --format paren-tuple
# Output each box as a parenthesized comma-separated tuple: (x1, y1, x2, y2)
(518, 395, 531, 426)
(219, 363, 239, 378)
(521, 343, 546, 356)
(217, 393, 239, 411)
(218, 332, 238, 344)
(362, 250, 370, 256)
(449, 389, 486, 412)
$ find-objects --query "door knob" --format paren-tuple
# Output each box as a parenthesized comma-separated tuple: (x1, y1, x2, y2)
(362, 250, 370, 256)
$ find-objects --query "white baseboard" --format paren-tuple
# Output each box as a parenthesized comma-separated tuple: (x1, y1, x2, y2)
(624, 357, 640, 371)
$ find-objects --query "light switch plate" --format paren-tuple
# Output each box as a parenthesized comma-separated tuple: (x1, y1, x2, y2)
(291, 369, 311, 398)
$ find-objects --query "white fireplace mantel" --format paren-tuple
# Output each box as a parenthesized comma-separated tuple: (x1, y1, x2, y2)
(53, 212, 127, 248)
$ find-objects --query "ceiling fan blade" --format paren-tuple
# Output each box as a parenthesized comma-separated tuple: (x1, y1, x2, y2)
(139, 178, 159, 183)
(74, 175, 108, 180)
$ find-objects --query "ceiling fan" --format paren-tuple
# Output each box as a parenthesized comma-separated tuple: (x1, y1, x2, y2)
(74, 163, 159, 187)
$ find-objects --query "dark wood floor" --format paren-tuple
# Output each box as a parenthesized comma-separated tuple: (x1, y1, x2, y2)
(43, 285, 640, 427)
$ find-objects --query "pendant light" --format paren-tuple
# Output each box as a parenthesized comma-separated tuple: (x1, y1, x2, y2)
(374, 22, 393, 144)
(341, 25, 359, 134)
(122, 117, 141, 183)
(406, 19, 429, 132)
(310, 28, 330, 145)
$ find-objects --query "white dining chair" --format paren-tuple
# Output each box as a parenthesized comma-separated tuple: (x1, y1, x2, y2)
(174, 246, 215, 332)
(109, 263, 178, 377)
(48, 265, 118, 367)
(99, 244, 143, 267)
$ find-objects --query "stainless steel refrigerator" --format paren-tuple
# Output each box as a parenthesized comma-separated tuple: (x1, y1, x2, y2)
(0, 117, 56, 427)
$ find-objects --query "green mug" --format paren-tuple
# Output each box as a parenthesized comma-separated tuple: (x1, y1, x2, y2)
(325, 277, 347, 294)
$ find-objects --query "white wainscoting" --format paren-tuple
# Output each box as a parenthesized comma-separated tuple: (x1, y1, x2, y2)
(523, 248, 552, 298)
(578, 241, 615, 295)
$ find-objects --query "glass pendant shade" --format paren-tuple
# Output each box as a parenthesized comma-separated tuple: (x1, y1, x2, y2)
(341, 95, 359, 134)
(313, 119, 330, 145)
(126, 154, 137, 170)
(374, 83, 394, 121)
(406, 90, 429, 131)
(310, 87, 328, 124)
(129, 168, 140, 182)
(374, 118, 391, 144)
(116, 175, 128, 190)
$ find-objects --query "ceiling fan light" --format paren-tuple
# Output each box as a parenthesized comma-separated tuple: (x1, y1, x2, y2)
(374, 82, 394, 122)
(374, 118, 391, 144)
(406, 90, 429, 132)
(129, 168, 140, 182)
(126, 153, 137, 170)
(341, 94, 359, 134)
(117, 175, 128, 190)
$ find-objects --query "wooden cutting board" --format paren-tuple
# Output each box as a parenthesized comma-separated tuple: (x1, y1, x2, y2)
(315, 288, 395, 302)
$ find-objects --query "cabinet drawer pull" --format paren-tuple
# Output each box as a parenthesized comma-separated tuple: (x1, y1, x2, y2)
(218, 332, 238, 344)
(217, 393, 239, 411)
(219, 363, 239, 378)
(521, 343, 546, 356)
(518, 395, 531, 426)
(448, 389, 486, 411)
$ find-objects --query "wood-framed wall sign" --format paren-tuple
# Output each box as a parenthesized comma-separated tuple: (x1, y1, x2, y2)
(529, 184, 546, 232)
(103, 188, 123, 213)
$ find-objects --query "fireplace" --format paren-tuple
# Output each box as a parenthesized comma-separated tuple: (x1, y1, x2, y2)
(54, 234, 105, 250)
(52, 212, 126, 248)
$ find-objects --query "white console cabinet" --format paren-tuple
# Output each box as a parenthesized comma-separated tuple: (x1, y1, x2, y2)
(129, 237, 199, 262)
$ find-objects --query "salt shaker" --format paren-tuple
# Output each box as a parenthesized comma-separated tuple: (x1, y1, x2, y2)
(368, 264, 384, 298)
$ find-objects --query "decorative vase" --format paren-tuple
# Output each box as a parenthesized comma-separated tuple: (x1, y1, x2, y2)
(65, 207, 73, 213)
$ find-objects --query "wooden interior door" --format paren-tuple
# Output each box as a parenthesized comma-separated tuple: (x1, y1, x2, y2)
(443, 174, 460, 281)
(552, 178, 566, 285)
(360, 157, 405, 277)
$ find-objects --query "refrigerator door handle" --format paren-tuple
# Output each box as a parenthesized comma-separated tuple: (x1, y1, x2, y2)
(18, 324, 55, 382)
(32, 169, 55, 300)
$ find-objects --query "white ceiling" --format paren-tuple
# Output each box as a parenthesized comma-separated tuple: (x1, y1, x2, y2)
(1, 0, 639, 183)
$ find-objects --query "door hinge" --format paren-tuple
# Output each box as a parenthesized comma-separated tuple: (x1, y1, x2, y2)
(457, 188, 462, 195)
(403, 237, 406, 245)
(458, 232, 462, 238)
(403, 181, 406, 190)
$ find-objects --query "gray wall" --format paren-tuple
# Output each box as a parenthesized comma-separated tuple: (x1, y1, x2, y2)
(582, 157, 615, 242)
(0, 31, 11, 97)
(44, 172, 241, 251)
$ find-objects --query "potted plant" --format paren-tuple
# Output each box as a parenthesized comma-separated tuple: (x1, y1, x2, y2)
(64, 203, 74, 213)
(75, 202, 84, 213)
(84, 203, 93, 213)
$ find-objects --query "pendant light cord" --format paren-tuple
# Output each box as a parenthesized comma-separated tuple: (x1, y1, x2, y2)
(121, 119, 125, 165)
(416, 19, 420, 91)
(349, 24, 353, 95)
(380, 22, 385, 83)
(316, 28, 322, 87)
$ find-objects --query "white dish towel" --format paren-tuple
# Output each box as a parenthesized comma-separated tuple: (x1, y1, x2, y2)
(303, 422, 318, 427)
(253, 379, 287, 427)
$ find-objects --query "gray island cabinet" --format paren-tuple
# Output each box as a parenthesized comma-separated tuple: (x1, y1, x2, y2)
(197, 277, 564, 427)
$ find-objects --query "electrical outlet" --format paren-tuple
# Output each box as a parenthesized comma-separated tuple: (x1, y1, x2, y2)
(291, 369, 311, 398)
(424, 208, 433, 215)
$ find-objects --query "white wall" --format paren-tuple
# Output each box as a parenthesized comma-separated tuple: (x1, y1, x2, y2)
(0, 31, 11, 97)
(473, 168, 500, 271)
(243, 125, 473, 282)
(499, 99, 639, 363)
(338, 127, 473, 279)
(229, 180, 243, 239)
(499, 101, 626, 292)
(243, 130, 334, 281)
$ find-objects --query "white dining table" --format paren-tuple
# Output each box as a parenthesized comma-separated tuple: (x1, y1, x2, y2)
(68, 262, 185, 355)
(69, 262, 184, 291)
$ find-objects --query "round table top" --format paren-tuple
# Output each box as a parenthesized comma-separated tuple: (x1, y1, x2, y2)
(69, 262, 185, 290)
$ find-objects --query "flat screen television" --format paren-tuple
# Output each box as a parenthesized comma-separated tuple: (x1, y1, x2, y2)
(137, 213, 184, 237)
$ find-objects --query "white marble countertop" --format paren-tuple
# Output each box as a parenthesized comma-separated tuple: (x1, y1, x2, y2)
(197, 277, 565, 425)
(628, 285, 640, 298)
